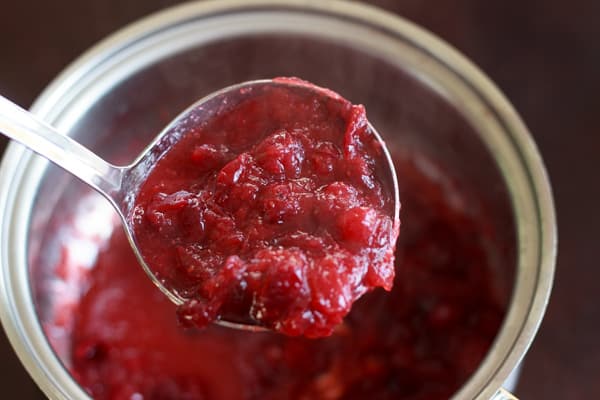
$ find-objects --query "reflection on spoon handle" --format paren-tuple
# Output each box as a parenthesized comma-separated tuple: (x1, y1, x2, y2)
(0, 94, 123, 195)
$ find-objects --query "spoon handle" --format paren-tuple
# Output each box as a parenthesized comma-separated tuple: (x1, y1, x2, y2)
(0, 95, 123, 196)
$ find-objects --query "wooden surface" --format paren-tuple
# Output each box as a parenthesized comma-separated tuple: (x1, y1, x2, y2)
(1, 0, 597, 398)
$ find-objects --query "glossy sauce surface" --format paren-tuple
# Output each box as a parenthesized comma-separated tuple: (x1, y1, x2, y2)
(131, 80, 398, 337)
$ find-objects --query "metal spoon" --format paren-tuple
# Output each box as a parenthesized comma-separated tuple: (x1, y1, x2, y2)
(0, 79, 400, 331)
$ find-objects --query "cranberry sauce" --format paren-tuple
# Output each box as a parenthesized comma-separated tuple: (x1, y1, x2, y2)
(71, 153, 504, 400)
(131, 80, 399, 337)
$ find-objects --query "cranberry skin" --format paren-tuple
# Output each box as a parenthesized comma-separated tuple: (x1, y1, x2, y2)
(337, 207, 380, 248)
(260, 182, 315, 228)
(254, 130, 305, 179)
(248, 249, 311, 334)
(190, 144, 231, 171)
(177, 299, 219, 329)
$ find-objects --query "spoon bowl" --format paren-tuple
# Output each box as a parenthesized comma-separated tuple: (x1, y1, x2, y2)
(0, 78, 399, 331)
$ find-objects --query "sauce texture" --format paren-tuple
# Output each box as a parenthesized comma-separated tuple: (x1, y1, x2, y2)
(131, 80, 399, 337)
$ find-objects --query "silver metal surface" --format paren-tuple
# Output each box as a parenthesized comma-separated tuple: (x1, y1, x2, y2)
(0, 95, 123, 195)
(492, 388, 519, 400)
(0, 1, 556, 399)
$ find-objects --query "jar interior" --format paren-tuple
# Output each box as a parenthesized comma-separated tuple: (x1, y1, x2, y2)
(28, 32, 516, 398)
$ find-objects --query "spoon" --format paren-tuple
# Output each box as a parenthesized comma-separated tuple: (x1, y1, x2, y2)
(0, 79, 400, 331)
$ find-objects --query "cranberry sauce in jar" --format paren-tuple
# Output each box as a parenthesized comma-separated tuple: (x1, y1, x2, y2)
(130, 80, 399, 338)
(61, 149, 504, 400)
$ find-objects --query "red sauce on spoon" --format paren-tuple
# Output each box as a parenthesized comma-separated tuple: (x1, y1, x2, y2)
(131, 79, 399, 337)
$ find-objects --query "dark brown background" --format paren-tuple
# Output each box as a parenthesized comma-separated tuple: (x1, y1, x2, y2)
(0, 1, 597, 398)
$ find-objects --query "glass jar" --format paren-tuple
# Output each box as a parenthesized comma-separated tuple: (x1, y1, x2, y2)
(0, 1, 555, 399)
